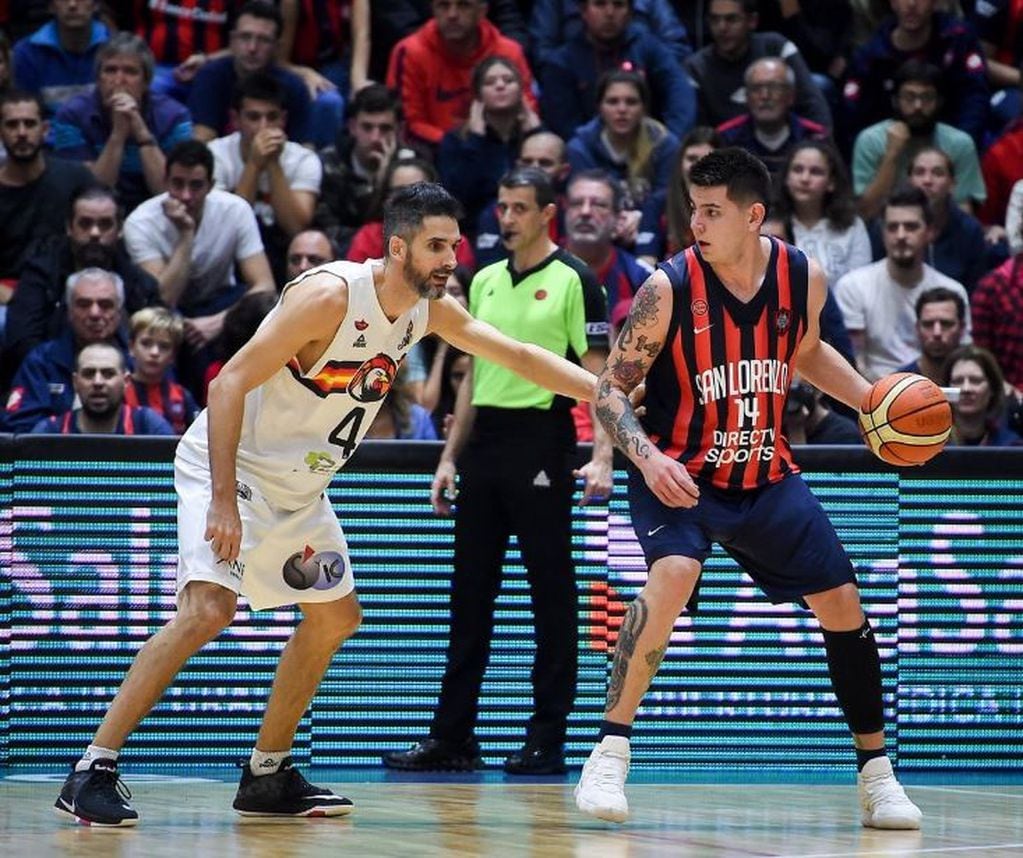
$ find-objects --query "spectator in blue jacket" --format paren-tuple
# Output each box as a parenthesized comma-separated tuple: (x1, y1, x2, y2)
(31, 341, 174, 435)
(540, 0, 696, 141)
(51, 33, 193, 214)
(843, 0, 990, 148)
(438, 55, 542, 231)
(529, 0, 691, 68)
(12, 0, 109, 116)
(566, 69, 679, 212)
(3, 267, 129, 433)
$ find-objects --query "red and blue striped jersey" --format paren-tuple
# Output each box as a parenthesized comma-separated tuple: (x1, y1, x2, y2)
(643, 237, 809, 491)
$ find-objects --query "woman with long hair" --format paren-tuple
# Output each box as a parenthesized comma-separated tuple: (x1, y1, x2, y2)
(943, 345, 1021, 446)
(438, 55, 541, 227)
(566, 68, 679, 213)
(772, 139, 871, 286)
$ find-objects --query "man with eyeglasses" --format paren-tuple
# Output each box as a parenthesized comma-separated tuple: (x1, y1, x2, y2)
(188, 1, 313, 146)
(716, 57, 828, 189)
(683, 0, 830, 131)
(843, 0, 989, 148)
(562, 169, 651, 335)
(2, 267, 132, 432)
(852, 60, 986, 220)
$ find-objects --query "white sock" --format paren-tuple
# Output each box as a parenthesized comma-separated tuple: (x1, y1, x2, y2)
(76, 745, 119, 772)
(250, 748, 290, 776)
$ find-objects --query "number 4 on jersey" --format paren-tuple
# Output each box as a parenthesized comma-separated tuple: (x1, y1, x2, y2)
(328, 407, 365, 459)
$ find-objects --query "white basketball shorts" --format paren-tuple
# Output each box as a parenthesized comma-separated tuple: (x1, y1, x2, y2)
(175, 453, 355, 610)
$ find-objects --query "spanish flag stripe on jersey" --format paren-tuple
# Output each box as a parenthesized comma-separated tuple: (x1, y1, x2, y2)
(287, 359, 362, 397)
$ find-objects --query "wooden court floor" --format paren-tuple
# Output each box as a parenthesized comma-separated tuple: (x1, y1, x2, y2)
(2, 774, 1022, 857)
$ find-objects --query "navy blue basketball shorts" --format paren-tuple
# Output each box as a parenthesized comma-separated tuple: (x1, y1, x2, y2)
(627, 469, 857, 608)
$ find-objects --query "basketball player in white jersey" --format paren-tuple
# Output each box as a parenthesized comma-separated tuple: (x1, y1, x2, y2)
(54, 182, 599, 827)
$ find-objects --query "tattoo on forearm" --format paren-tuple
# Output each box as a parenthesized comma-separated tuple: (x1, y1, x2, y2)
(610, 355, 646, 388)
(607, 595, 650, 713)
(595, 391, 652, 460)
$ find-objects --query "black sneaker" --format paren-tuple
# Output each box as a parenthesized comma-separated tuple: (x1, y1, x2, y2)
(381, 737, 482, 772)
(232, 757, 354, 818)
(53, 759, 139, 827)
(503, 743, 567, 775)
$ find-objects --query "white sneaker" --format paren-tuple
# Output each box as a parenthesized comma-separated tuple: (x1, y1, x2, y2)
(574, 735, 630, 823)
(858, 757, 922, 830)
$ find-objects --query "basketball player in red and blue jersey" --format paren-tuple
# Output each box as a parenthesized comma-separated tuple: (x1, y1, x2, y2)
(574, 148, 923, 830)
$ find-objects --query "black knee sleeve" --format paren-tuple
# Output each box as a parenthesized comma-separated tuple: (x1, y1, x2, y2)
(821, 620, 885, 735)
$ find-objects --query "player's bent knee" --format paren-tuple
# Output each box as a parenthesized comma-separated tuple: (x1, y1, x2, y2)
(175, 583, 237, 642)
(649, 556, 701, 602)
(302, 595, 362, 648)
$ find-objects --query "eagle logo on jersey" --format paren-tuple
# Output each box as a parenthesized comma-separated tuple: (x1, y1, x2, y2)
(774, 308, 791, 334)
(348, 353, 398, 403)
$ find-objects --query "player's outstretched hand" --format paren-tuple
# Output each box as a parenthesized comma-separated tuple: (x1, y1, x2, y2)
(640, 452, 699, 508)
(205, 498, 242, 562)
(431, 460, 458, 516)
(574, 457, 612, 506)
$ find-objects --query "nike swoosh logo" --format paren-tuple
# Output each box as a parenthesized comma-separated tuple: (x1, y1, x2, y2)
(647, 525, 666, 536)
(694, 323, 714, 335)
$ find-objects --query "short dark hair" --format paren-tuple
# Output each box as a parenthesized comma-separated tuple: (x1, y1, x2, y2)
(383, 182, 462, 246)
(165, 139, 215, 182)
(499, 166, 557, 208)
(688, 146, 771, 206)
(894, 60, 942, 92)
(567, 168, 624, 213)
(232, 70, 286, 111)
(0, 90, 44, 118)
(346, 83, 401, 121)
(235, 1, 283, 37)
(885, 183, 933, 226)
(915, 286, 966, 322)
(68, 184, 122, 224)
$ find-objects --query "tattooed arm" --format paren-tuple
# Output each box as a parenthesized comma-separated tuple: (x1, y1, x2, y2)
(595, 271, 700, 508)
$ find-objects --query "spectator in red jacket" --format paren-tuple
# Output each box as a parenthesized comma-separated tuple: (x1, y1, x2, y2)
(386, 0, 536, 147)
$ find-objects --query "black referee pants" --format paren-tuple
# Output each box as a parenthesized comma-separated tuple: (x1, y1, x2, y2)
(430, 417, 579, 748)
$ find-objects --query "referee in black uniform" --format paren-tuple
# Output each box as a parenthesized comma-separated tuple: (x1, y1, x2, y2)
(383, 167, 611, 774)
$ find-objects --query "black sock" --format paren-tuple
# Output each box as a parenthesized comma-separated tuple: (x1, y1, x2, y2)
(598, 720, 632, 741)
(856, 746, 887, 771)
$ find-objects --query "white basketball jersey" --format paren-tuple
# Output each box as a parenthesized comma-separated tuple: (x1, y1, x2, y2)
(178, 260, 430, 509)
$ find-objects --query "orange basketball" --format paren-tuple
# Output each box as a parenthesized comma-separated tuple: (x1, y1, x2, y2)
(858, 373, 952, 466)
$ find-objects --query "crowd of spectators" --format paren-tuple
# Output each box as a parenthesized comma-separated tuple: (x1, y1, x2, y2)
(1, 0, 1020, 445)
